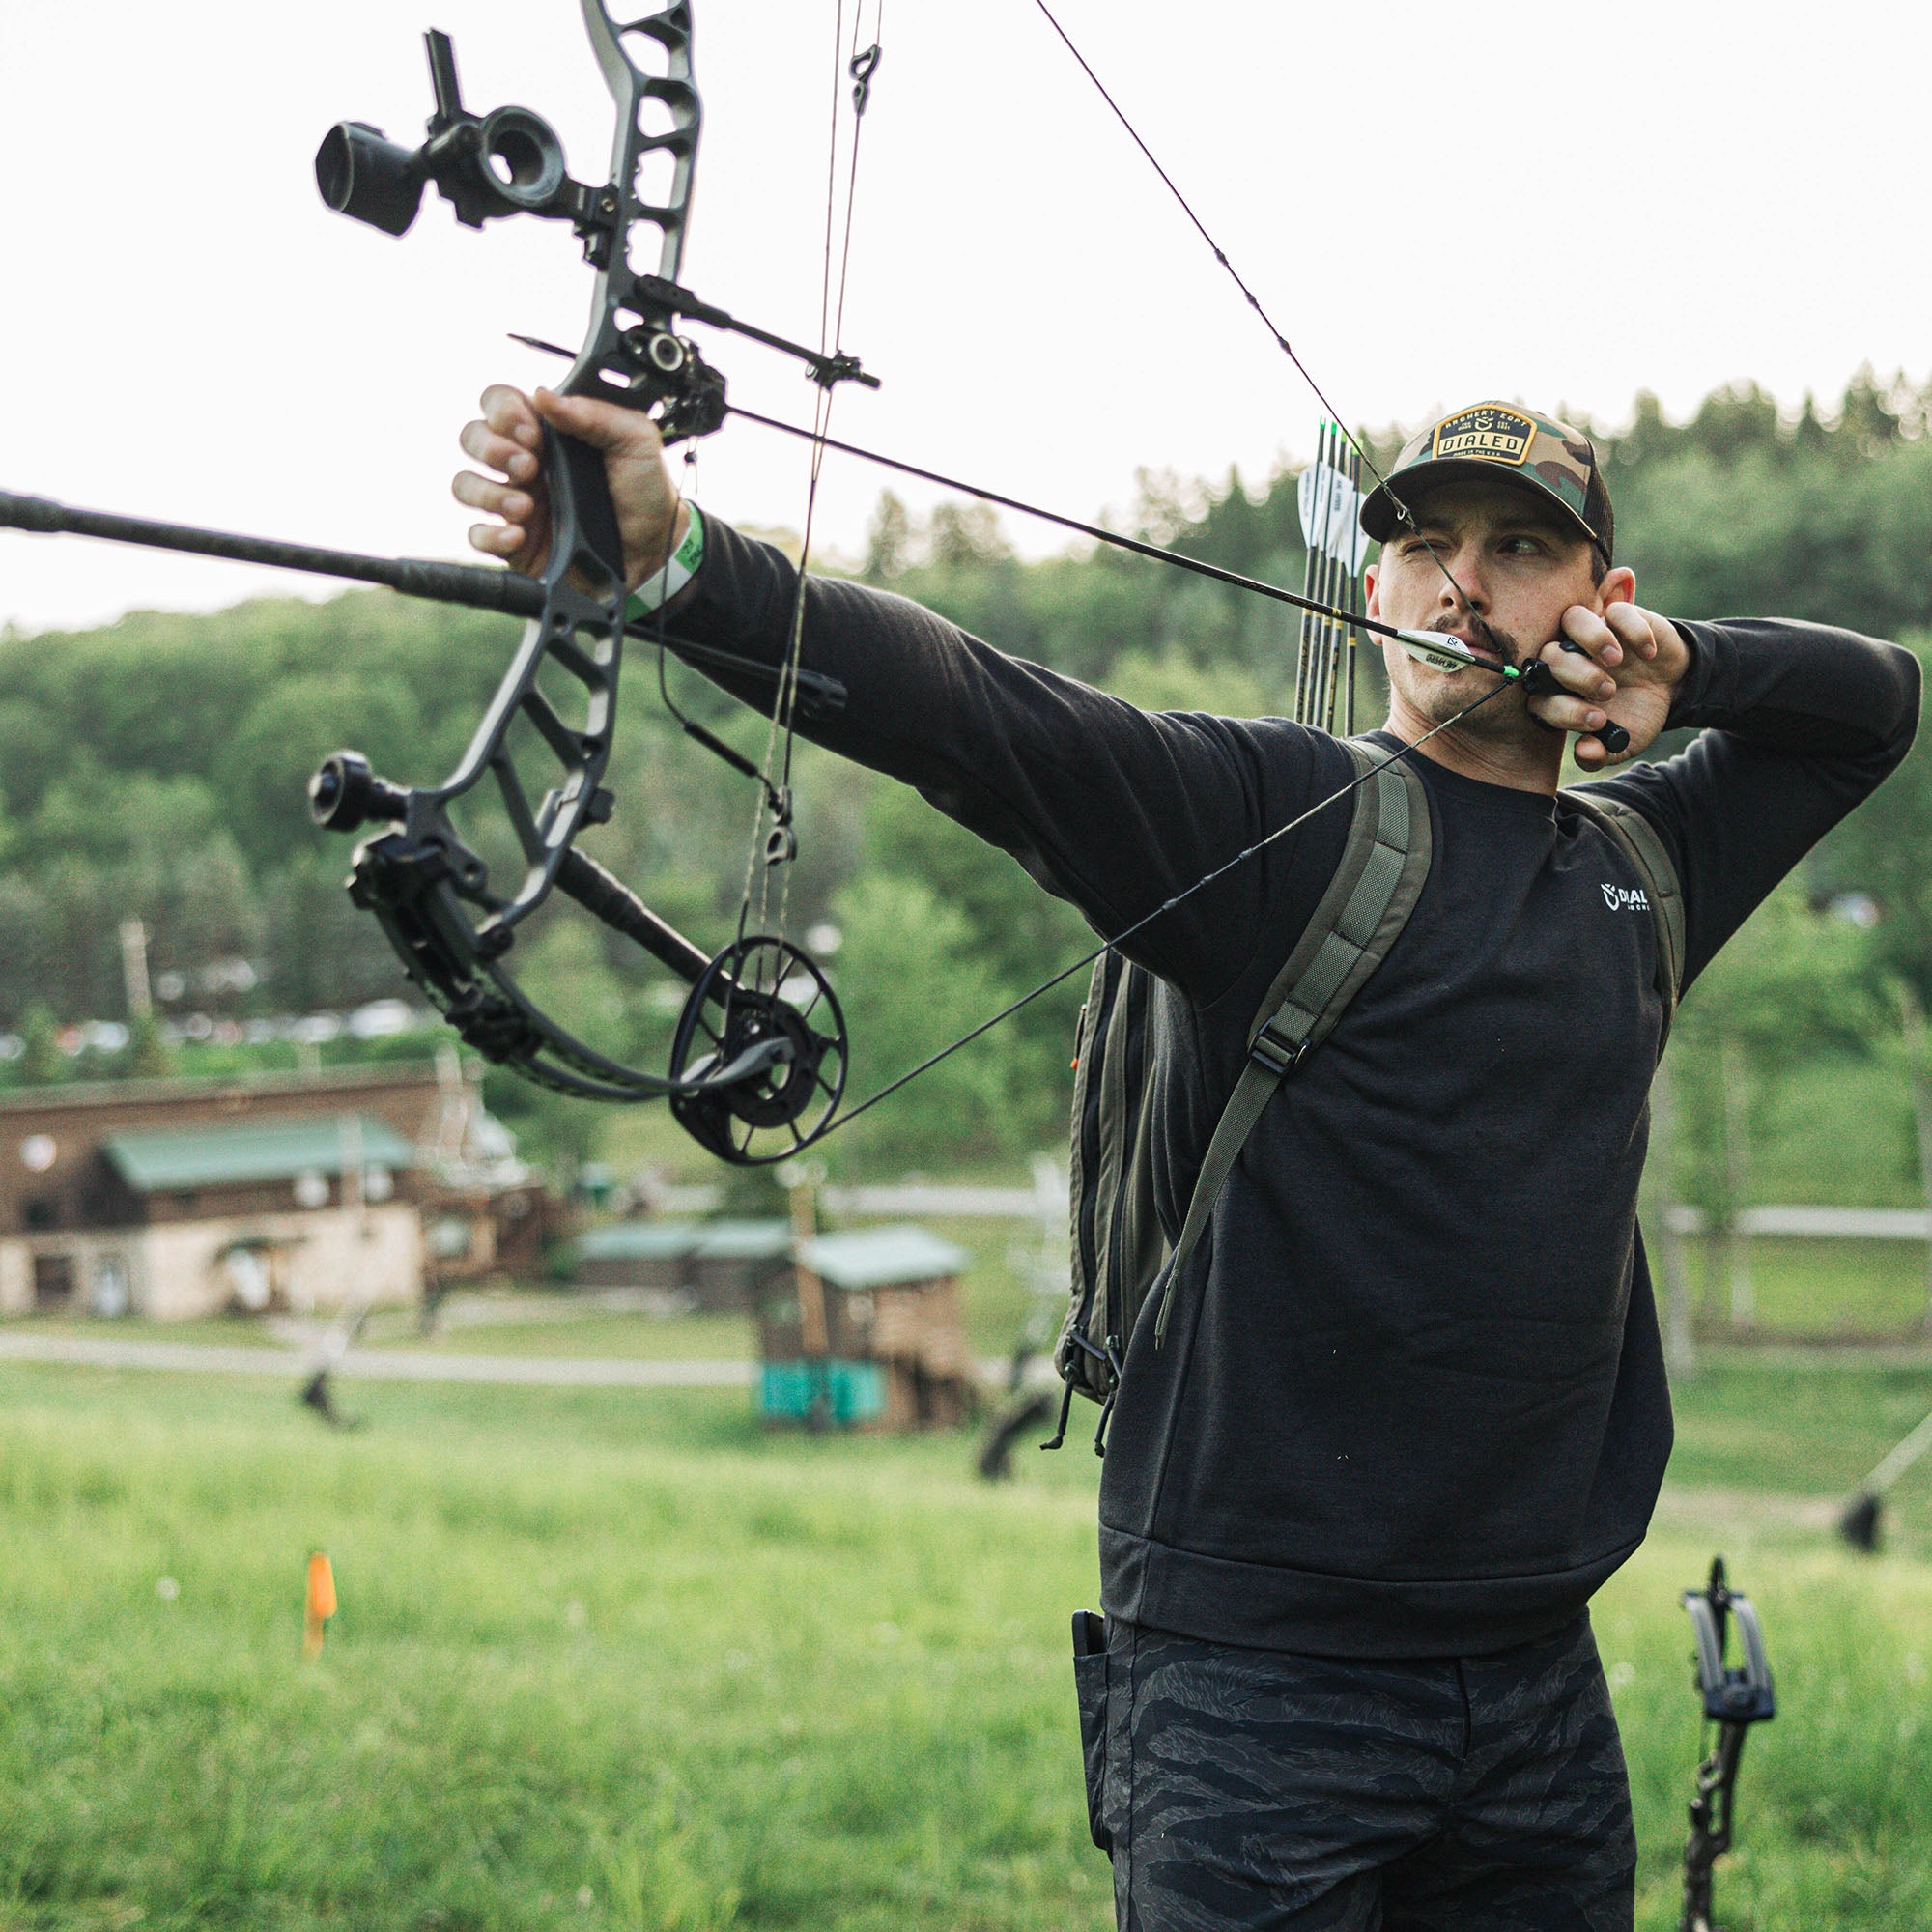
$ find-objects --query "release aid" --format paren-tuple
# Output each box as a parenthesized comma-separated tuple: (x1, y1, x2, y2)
(1396, 631, 1631, 754)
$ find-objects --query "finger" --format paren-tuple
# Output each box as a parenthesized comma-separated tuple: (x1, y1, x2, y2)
(451, 468, 535, 522)
(1533, 638, 1617, 703)
(467, 520, 528, 559)
(457, 419, 540, 484)
(1557, 604, 1623, 668)
(1526, 688, 1613, 737)
(530, 385, 666, 459)
(1602, 601, 1658, 660)
(479, 384, 543, 444)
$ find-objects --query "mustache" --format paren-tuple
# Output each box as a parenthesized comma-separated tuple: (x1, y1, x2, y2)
(1436, 614, 1520, 664)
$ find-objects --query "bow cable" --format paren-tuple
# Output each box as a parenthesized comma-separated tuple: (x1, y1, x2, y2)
(738, 1, 847, 948)
(700, 0, 1574, 1135)
(645, 0, 885, 1048)
(741, 0, 885, 959)
(733, 5, 1601, 1135)
(772, 0, 889, 933)
(819, 671, 1519, 1135)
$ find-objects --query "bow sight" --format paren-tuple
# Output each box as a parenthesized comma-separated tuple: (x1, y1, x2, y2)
(317, 25, 743, 435)
(316, 21, 873, 437)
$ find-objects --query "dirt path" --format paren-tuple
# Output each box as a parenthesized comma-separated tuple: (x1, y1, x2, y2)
(0, 1331, 754, 1387)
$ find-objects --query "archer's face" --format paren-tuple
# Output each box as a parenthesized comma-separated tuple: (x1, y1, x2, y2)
(1364, 478, 1613, 741)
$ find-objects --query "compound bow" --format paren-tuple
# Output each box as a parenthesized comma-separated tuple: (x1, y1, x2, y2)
(0, 0, 1597, 1168)
(307, 5, 873, 1162)
(4, 3, 879, 1165)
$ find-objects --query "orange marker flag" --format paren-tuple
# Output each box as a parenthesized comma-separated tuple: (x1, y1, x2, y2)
(304, 1551, 338, 1658)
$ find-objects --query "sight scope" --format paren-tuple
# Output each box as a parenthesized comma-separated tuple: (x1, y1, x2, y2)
(316, 30, 586, 241)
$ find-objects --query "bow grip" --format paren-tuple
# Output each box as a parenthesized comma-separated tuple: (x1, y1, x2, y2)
(546, 424, 628, 593)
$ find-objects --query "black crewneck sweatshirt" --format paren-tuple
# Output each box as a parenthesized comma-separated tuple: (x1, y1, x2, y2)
(670, 517, 1918, 1656)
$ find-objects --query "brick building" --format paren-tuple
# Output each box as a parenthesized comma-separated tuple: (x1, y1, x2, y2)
(0, 1059, 545, 1321)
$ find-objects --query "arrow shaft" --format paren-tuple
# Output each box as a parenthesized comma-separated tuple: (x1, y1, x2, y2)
(1863, 1404, 1932, 1493)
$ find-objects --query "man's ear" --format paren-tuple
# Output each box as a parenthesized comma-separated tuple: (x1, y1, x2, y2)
(1596, 563, 1637, 612)
(1363, 561, 1380, 619)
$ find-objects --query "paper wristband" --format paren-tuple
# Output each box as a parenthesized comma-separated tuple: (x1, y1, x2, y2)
(624, 504, 706, 621)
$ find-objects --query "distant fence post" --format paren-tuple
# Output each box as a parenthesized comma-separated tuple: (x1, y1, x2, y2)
(1719, 1038, 1755, 1328)
(1890, 982, 1932, 1337)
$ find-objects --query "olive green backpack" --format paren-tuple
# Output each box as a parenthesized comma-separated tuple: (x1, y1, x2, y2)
(1048, 744, 1684, 1453)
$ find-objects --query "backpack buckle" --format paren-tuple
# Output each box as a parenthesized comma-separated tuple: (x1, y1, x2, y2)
(1249, 1022, 1306, 1075)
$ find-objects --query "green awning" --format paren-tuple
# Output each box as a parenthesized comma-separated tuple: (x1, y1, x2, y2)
(574, 1219, 963, 1286)
(573, 1218, 791, 1265)
(575, 1220, 702, 1261)
(692, 1219, 791, 1262)
(797, 1224, 968, 1291)
(103, 1115, 417, 1193)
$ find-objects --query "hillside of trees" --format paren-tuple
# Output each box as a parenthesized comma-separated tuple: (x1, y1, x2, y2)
(4, 371, 1931, 1178)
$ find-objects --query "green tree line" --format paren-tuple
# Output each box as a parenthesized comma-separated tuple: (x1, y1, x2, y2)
(3, 371, 1930, 1179)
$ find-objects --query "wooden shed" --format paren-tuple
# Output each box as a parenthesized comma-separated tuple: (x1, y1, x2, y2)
(573, 1219, 702, 1294)
(755, 1224, 976, 1431)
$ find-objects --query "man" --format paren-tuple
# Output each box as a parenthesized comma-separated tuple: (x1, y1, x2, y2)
(454, 389, 1918, 1929)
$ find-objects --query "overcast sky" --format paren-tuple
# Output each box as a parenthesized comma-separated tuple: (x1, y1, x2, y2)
(3, 0, 1927, 634)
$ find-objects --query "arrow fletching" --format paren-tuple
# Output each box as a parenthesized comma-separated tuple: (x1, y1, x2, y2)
(1396, 629, 1515, 676)
(1296, 456, 1369, 573)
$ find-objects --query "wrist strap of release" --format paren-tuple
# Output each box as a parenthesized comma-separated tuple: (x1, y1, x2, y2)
(625, 503, 705, 620)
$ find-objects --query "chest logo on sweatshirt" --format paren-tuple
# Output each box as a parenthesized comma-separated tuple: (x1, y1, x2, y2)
(1602, 882, 1650, 912)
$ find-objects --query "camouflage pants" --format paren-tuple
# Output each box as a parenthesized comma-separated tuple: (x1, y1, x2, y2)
(1075, 1613, 1635, 1931)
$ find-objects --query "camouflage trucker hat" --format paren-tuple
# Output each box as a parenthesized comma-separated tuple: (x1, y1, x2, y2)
(1359, 402, 1614, 563)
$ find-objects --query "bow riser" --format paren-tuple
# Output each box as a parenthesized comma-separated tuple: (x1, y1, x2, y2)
(570, 4, 729, 440)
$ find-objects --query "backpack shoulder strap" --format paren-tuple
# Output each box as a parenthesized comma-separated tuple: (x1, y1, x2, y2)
(1564, 786, 1685, 1050)
(1154, 739, 1431, 1341)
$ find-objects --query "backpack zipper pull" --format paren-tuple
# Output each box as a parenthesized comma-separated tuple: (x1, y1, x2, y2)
(1039, 1378, 1075, 1453)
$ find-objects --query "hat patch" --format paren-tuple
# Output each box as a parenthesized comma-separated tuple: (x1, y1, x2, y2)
(1432, 404, 1534, 467)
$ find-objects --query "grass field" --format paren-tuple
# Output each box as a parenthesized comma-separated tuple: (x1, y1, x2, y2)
(3, 1353, 1932, 1930)
(362, 1309, 758, 1363)
(1669, 1235, 1932, 1341)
